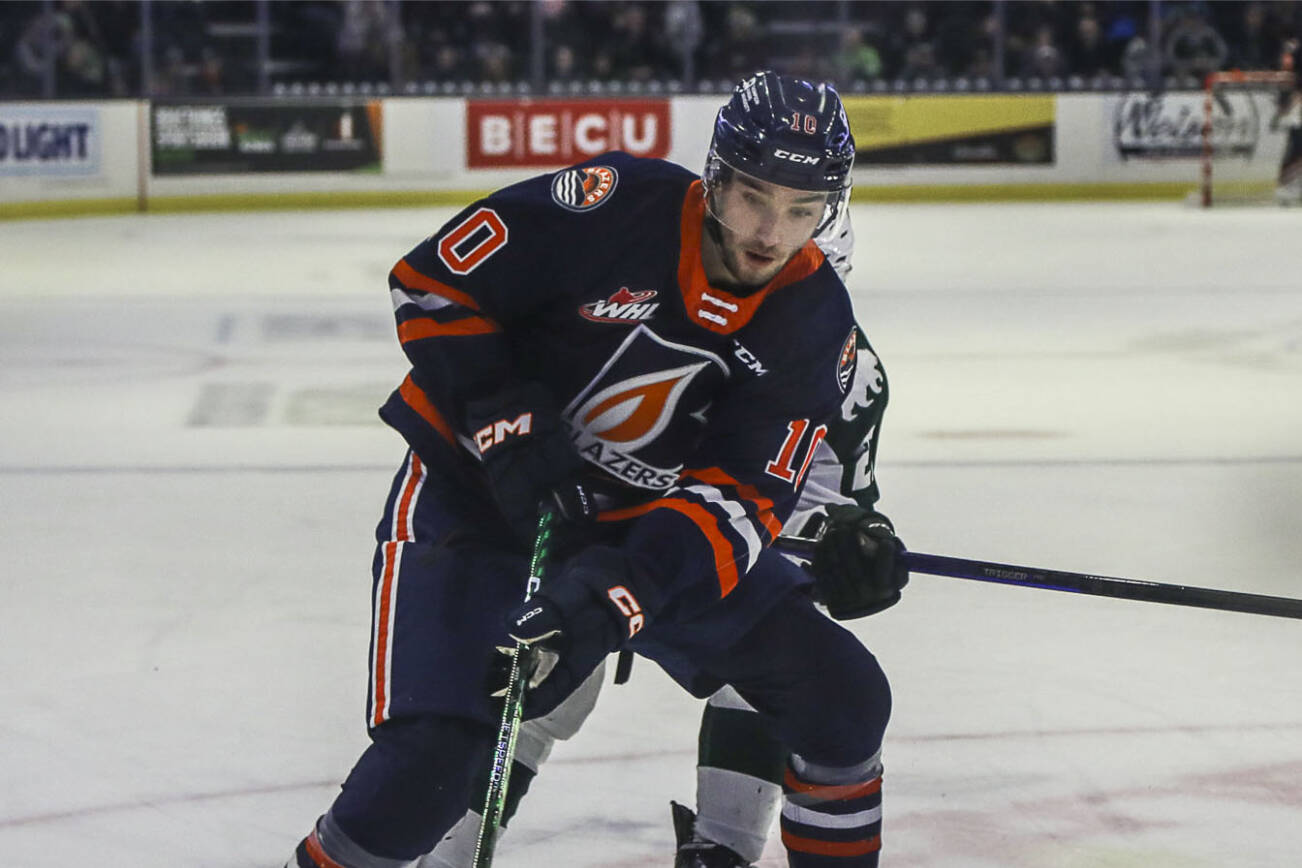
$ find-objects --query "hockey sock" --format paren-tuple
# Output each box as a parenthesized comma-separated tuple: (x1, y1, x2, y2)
(692, 688, 787, 863)
(780, 752, 883, 867)
(292, 811, 412, 868)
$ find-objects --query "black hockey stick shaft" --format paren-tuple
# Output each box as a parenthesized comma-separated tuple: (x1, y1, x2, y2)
(776, 536, 1302, 620)
(473, 509, 556, 868)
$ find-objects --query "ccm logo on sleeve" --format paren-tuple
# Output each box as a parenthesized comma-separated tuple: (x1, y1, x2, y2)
(475, 413, 533, 453)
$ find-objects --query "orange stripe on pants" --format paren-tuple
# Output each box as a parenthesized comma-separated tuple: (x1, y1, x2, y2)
(371, 540, 399, 728)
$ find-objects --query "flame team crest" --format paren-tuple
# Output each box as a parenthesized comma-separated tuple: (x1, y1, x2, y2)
(551, 165, 618, 212)
(564, 325, 729, 489)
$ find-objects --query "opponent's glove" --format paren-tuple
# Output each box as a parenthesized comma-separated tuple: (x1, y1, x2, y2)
(495, 547, 650, 717)
(810, 504, 909, 620)
(465, 383, 597, 545)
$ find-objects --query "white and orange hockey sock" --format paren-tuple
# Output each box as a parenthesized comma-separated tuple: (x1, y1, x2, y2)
(780, 752, 883, 866)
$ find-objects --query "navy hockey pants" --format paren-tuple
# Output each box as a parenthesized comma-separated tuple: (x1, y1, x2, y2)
(328, 451, 891, 860)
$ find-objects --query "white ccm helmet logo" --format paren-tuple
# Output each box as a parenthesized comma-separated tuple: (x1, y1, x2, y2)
(773, 148, 820, 165)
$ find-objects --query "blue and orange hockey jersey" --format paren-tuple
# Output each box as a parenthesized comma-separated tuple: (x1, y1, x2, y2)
(379, 151, 875, 617)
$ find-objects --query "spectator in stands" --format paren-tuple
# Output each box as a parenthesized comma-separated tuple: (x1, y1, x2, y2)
(699, 3, 764, 82)
(884, 4, 933, 78)
(899, 41, 942, 82)
(839, 27, 883, 82)
(1069, 8, 1115, 77)
(59, 30, 105, 95)
(197, 45, 224, 95)
(1120, 35, 1155, 82)
(431, 43, 470, 81)
(663, 0, 703, 82)
(930, 2, 984, 79)
(1163, 8, 1228, 80)
(48, 1, 108, 96)
(476, 40, 513, 82)
(153, 43, 190, 95)
(12, 5, 68, 94)
(1216, 1, 1292, 72)
(337, 0, 395, 82)
(550, 43, 580, 82)
(1021, 23, 1067, 79)
(964, 10, 1001, 79)
(609, 2, 668, 82)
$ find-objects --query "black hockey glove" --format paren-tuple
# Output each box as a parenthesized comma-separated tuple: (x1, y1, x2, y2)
(465, 383, 597, 546)
(810, 505, 909, 620)
(494, 547, 651, 717)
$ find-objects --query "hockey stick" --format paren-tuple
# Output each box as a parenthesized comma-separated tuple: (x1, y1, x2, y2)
(775, 536, 1302, 620)
(473, 508, 556, 868)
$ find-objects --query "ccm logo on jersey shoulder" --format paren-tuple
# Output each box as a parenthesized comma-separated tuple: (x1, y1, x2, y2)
(551, 165, 618, 212)
(580, 286, 659, 323)
(773, 148, 820, 165)
(474, 412, 533, 453)
(732, 339, 768, 376)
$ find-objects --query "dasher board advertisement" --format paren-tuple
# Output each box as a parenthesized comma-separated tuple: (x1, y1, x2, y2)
(0, 104, 101, 176)
(844, 95, 1056, 165)
(466, 99, 671, 169)
(152, 101, 382, 175)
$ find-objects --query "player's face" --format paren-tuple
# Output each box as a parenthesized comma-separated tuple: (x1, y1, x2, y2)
(710, 173, 827, 286)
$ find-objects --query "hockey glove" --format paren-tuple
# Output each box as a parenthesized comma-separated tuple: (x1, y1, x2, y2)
(495, 547, 650, 717)
(810, 505, 909, 620)
(465, 383, 597, 546)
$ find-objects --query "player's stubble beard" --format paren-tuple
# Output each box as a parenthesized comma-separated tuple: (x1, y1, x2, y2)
(701, 215, 794, 293)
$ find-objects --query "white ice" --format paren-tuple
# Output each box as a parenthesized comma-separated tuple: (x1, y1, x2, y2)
(1, 201, 1300, 868)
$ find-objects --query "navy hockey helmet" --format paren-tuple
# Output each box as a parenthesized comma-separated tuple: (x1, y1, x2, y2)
(704, 71, 856, 238)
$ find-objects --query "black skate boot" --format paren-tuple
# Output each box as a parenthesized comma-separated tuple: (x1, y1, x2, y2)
(671, 801, 753, 868)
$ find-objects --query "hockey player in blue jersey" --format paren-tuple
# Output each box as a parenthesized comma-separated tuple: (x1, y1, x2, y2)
(416, 222, 899, 868)
(287, 71, 908, 868)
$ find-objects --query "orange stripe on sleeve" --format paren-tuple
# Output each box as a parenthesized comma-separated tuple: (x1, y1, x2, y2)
(391, 258, 482, 311)
(397, 374, 457, 446)
(682, 466, 784, 542)
(598, 497, 741, 596)
(397, 314, 501, 344)
(780, 830, 882, 858)
(783, 768, 883, 801)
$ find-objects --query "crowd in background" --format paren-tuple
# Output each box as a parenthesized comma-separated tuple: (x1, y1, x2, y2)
(1, 0, 1299, 98)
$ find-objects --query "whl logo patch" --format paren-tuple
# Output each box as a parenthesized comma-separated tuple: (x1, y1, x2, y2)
(580, 286, 659, 323)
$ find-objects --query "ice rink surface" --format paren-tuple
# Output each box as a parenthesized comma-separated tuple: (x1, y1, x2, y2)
(1, 200, 1300, 867)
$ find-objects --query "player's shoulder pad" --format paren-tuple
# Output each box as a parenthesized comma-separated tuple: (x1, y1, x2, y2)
(485, 151, 695, 219)
(744, 265, 859, 399)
